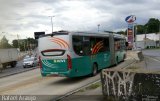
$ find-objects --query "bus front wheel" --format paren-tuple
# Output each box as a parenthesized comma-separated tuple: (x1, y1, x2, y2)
(115, 57, 118, 66)
(122, 54, 126, 62)
(92, 63, 98, 76)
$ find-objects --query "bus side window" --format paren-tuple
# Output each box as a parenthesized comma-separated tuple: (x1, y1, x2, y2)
(94, 37, 109, 53)
(73, 36, 83, 55)
(96, 38, 103, 53)
(90, 37, 96, 54)
(82, 36, 91, 55)
(90, 37, 109, 54)
(114, 38, 120, 51)
(104, 38, 110, 51)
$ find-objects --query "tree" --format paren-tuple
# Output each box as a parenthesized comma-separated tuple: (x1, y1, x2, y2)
(26, 38, 38, 50)
(136, 25, 145, 34)
(135, 18, 160, 34)
(145, 18, 160, 33)
(0, 36, 12, 48)
(12, 40, 18, 48)
(117, 31, 126, 35)
(12, 38, 38, 51)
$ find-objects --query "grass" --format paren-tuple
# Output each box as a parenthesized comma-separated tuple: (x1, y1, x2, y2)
(127, 66, 140, 69)
(85, 82, 101, 90)
(144, 47, 160, 50)
(78, 82, 101, 93)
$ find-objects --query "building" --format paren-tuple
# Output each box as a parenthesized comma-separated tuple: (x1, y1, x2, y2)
(135, 33, 160, 49)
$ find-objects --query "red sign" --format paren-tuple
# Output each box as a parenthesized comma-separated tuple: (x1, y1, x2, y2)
(128, 29, 133, 43)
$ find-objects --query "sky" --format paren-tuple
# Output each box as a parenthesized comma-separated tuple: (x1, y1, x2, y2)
(0, 0, 160, 42)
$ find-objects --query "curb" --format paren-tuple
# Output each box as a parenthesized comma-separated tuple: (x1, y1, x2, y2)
(53, 79, 101, 101)
(121, 59, 137, 69)
(0, 67, 38, 79)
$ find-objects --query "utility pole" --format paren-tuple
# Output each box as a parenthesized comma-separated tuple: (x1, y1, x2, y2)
(159, 21, 160, 47)
(144, 26, 147, 48)
(97, 24, 100, 32)
(49, 16, 55, 33)
(24, 41, 26, 52)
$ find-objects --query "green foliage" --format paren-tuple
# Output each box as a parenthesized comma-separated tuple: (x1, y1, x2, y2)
(136, 25, 145, 34)
(145, 18, 160, 33)
(12, 40, 18, 48)
(0, 36, 12, 49)
(136, 18, 160, 34)
(117, 31, 126, 35)
(12, 38, 38, 51)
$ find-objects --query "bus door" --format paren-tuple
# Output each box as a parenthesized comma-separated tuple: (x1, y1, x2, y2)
(72, 35, 92, 75)
(103, 37, 110, 67)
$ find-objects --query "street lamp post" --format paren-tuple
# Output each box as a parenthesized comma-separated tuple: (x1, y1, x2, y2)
(49, 16, 55, 33)
(144, 25, 148, 48)
(17, 34, 20, 51)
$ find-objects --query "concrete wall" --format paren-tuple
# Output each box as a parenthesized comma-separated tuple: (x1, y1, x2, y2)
(135, 40, 156, 49)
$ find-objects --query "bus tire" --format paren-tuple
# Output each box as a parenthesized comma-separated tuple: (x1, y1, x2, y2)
(91, 63, 98, 76)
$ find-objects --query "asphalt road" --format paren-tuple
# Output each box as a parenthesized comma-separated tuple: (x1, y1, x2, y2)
(0, 60, 37, 78)
(142, 49, 160, 57)
(1, 50, 159, 101)
(142, 49, 160, 70)
(0, 68, 100, 100)
(0, 58, 136, 101)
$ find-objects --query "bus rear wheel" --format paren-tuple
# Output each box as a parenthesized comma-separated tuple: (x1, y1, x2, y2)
(92, 63, 98, 76)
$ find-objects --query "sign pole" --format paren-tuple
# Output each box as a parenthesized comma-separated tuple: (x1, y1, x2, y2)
(132, 22, 135, 49)
(125, 15, 136, 50)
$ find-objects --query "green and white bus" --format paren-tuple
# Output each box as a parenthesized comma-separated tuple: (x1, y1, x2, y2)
(38, 31, 126, 77)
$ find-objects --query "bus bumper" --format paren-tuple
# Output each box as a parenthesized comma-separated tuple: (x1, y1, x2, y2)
(41, 70, 72, 77)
